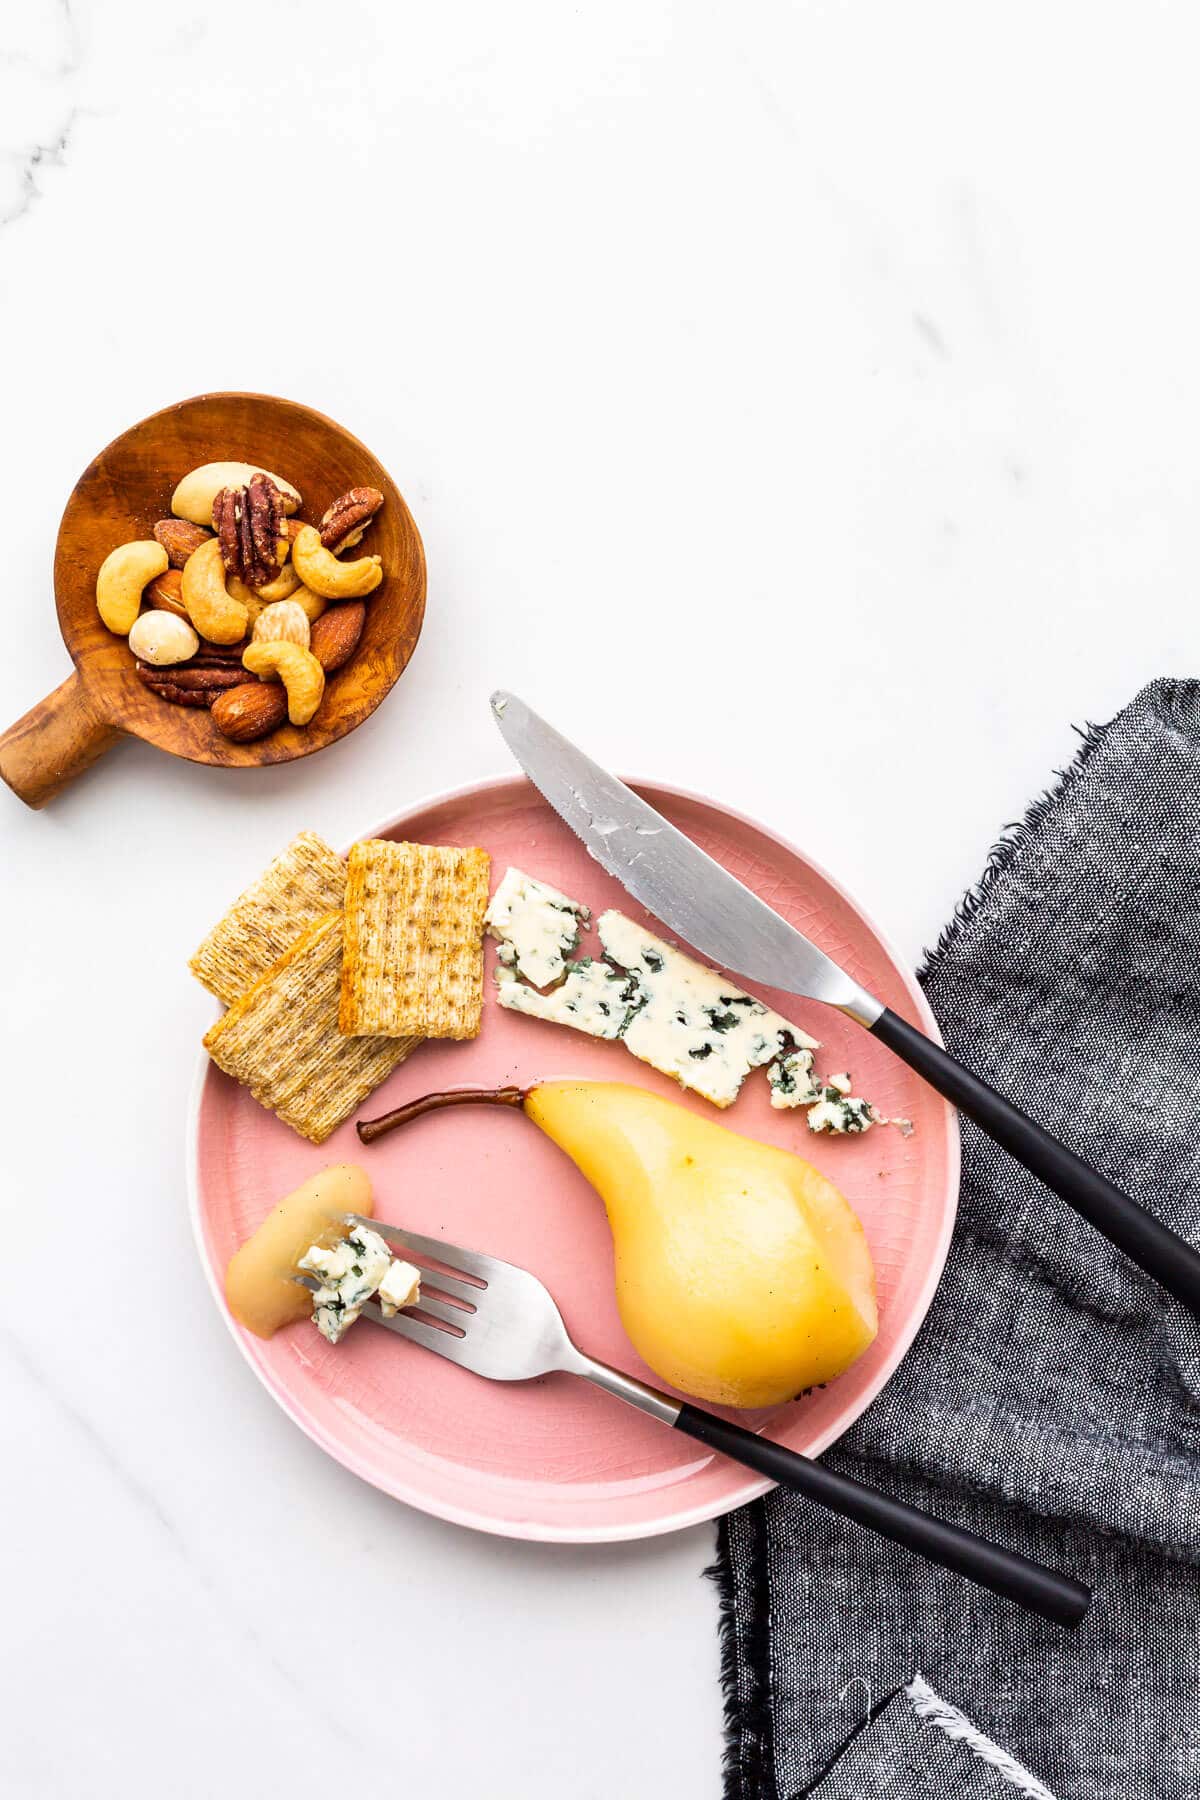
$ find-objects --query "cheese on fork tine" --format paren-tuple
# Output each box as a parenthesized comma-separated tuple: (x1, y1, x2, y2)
(378, 1259, 422, 1317)
(596, 912, 817, 1108)
(299, 1221, 393, 1344)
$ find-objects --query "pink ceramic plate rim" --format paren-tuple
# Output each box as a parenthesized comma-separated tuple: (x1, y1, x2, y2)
(186, 772, 960, 1542)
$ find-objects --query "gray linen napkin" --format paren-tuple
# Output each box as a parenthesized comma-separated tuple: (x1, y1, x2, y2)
(713, 678, 1200, 1800)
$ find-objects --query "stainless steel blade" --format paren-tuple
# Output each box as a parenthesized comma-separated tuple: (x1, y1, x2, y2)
(489, 690, 882, 1024)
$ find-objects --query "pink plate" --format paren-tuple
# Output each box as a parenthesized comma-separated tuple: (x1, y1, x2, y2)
(189, 776, 959, 1541)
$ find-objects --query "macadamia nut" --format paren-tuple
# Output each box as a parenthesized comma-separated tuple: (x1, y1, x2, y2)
(128, 610, 200, 666)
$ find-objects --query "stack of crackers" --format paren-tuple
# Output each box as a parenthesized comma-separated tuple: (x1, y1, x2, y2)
(191, 831, 491, 1143)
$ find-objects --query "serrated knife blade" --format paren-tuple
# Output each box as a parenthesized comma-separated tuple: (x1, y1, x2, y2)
(488, 687, 1200, 1319)
(488, 689, 881, 1023)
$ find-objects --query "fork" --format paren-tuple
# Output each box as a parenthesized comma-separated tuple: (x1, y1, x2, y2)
(301, 1216, 1091, 1628)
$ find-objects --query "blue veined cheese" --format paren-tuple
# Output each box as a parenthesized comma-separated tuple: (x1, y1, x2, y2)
(484, 866, 589, 988)
(806, 1073, 878, 1135)
(298, 1221, 393, 1344)
(806, 1074, 914, 1137)
(378, 1258, 422, 1317)
(483, 869, 902, 1129)
(595, 911, 818, 1108)
(495, 957, 642, 1039)
(767, 1047, 823, 1109)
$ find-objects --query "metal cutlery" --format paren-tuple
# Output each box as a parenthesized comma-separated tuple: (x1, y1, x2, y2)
(299, 1217, 1090, 1627)
(489, 688, 1200, 1318)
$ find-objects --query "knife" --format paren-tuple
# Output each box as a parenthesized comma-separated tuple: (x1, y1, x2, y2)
(490, 689, 1200, 1318)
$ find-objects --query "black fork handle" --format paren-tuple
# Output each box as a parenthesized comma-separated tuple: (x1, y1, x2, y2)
(870, 1008, 1200, 1318)
(674, 1404, 1090, 1628)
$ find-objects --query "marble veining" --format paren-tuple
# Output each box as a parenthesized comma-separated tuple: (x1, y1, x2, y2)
(0, 1, 83, 227)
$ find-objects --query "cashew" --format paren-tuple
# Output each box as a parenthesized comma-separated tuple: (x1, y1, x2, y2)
(251, 560, 301, 604)
(242, 641, 325, 726)
(291, 524, 383, 599)
(291, 584, 327, 624)
(171, 462, 301, 526)
(96, 540, 169, 636)
(128, 610, 199, 666)
(252, 600, 310, 649)
(181, 539, 250, 644)
(226, 576, 263, 628)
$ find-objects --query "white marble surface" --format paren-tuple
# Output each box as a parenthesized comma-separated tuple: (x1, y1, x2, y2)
(3, 2, 1197, 1793)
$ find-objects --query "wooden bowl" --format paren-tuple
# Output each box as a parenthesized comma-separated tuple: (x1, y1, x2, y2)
(0, 392, 426, 808)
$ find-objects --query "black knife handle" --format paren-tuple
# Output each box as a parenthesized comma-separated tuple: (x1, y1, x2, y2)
(675, 1404, 1090, 1627)
(871, 1007, 1200, 1316)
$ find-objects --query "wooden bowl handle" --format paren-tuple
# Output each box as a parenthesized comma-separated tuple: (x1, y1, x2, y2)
(0, 672, 122, 809)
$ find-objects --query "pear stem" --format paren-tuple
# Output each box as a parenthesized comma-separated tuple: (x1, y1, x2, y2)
(356, 1085, 528, 1144)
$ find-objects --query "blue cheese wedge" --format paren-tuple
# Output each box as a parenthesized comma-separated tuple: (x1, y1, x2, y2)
(495, 957, 642, 1039)
(767, 1047, 823, 1109)
(596, 911, 817, 1108)
(485, 866, 589, 988)
(298, 1221, 393, 1344)
(377, 1258, 422, 1317)
(485, 868, 900, 1132)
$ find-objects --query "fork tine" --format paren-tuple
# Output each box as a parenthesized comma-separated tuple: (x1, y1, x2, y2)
(406, 1294, 469, 1331)
(345, 1214, 493, 1285)
(365, 1305, 476, 1366)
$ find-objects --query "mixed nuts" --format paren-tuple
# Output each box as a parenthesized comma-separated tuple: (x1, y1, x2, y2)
(94, 461, 385, 743)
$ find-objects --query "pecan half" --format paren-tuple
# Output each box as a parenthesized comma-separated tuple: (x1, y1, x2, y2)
(154, 518, 211, 569)
(185, 651, 244, 673)
(319, 486, 384, 552)
(212, 472, 286, 589)
(135, 661, 247, 706)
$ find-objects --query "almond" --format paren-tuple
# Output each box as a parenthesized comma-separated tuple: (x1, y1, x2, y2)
(144, 568, 189, 619)
(252, 599, 310, 649)
(309, 601, 365, 673)
(211, 681, 288, 742)
(153, 518, 211, 569)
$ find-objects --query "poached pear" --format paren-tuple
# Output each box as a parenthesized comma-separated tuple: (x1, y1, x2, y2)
(358, 1079, 877, 1408)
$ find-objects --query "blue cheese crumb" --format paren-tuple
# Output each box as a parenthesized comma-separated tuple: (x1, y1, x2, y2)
(767, 1048, 823, 1109)
(299, 1221, 393, 1344)
(484, 867, 589, 988)
(378, 1258, 422, 1317)
(803, 1073, 913, 1136)
(807, 1089, 879, 1135)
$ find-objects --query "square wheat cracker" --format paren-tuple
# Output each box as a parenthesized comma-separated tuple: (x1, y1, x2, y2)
(190, 831, 348, 1004)
(339, 841, 491, 1039)
(204, 912, 418, 1142)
